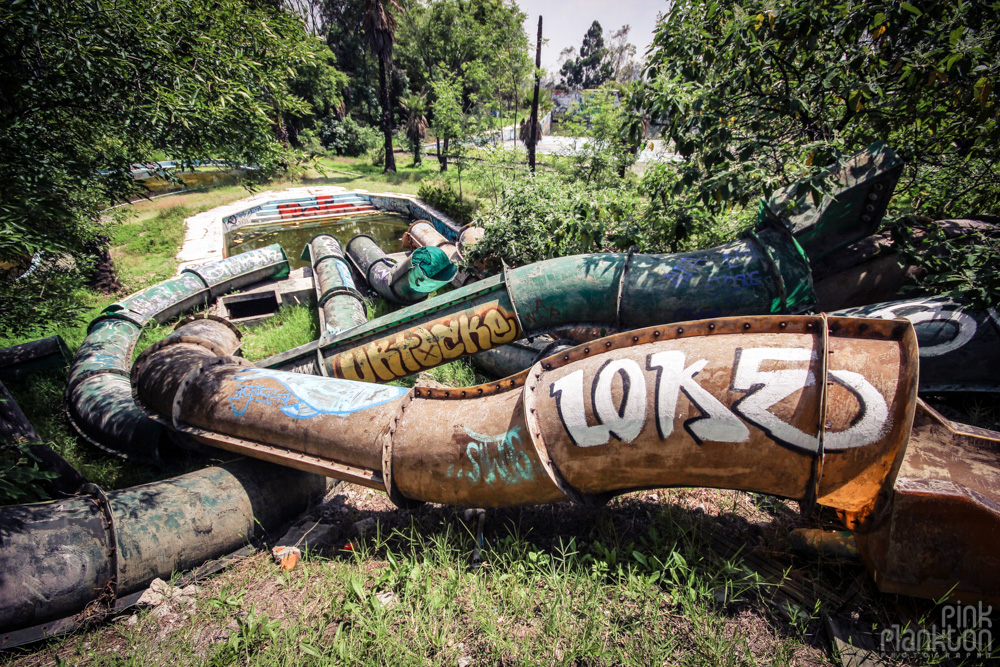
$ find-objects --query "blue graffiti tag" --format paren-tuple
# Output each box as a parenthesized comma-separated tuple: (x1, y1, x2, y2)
(446, 426, 538, 485)
(662, 257, 708, 289)
(227, 368, 407, 419)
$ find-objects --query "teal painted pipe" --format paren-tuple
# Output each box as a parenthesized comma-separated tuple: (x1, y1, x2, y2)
(303, 235, 368, 347)
(261, 222, 816, 383)
(346, 234, 457, 305)
(66, 245, 291, 462)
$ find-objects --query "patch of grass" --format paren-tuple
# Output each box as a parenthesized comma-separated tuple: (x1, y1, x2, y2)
(239, 304, 319, 362)
(2, 371, 153, 490)
(4, 491, 858, 666)
(110, 205, 188, 290)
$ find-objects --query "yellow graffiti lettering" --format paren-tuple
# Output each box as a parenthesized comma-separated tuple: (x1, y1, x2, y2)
(465, 314, 495, 352)
(458, 314, 480, 355)
(410, 326, 444, 368)
(336, 348, 376, 382)
(366, 338, 403, 381)
(431, 320, 464, 359)
(330, 305, 522, 383)
(484, 309, 519, 345)
(393, 332, 423, 373)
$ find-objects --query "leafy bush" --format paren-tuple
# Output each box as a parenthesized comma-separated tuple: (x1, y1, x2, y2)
(417, 180, 477, 224)
(0, 441, 59, 505)
(892, 220, 1000, 310)
(0, 256, 93, 337)
(463, 173, 643, 271)
(296, 128, 325, 157)
(319, 115, 381, 157)
(367, 142, 385, 168)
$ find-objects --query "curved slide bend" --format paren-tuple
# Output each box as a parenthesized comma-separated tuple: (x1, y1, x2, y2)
(136, 314, 917, 514)
(134, 314, 1000, 603)
(66, 244, 290, 464)
(0, 246, 330, 643)
(262, 220, 817, 381)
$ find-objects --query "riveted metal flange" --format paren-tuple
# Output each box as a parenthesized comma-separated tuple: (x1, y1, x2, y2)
(381, 390, 425, 509)
(522, 361, 612, 507)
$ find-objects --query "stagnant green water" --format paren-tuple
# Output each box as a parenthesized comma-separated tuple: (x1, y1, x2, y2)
(226, 212, 412, 270)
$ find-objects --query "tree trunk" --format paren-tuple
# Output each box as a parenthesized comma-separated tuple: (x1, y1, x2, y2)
(379, 54, 396, 173)
(440, 137, 449, 171)
(528, 16, 543, 172)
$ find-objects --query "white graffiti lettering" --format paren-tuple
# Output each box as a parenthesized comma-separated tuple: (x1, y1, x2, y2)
(824, 369, 889, 450)
(647, 350, 748, 444)
(853, 298, 979, 358)
(550, 347, 891, 453)
(731, 348, 818, 451)
(592, 359, 647, 444)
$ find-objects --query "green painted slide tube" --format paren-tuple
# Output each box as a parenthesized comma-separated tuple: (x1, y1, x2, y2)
(66, 245, 290, 463)
(262, 222, 815, 383)
(0, 459, 325, 635)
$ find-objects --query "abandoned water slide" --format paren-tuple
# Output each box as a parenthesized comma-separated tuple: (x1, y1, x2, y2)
(0, 246, 331, 641)
(259, 143, 907, 380)
(4, 141, 999, 642)
(128, 313, 1000, 604)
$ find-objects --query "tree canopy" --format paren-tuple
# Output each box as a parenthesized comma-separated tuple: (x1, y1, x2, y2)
(395, 0, 529, 113)
(635, 0, 1000, 217)
(0, 0, 320, 266)
(560, 21, 613, 90)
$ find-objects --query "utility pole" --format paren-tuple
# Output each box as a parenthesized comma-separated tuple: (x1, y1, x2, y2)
(528, 16, 542, 172)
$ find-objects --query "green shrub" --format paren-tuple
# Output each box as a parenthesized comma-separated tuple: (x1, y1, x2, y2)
(319, 115, 380, 157)
(463, 173, 642, 271)
(367, 141, 385, 168)
(417, 180, 477, 225)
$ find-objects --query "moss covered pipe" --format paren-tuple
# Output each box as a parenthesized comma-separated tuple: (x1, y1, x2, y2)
(65, 245, 290, 464)
(302, 235, 367, 347)
(0, 458, 325, 635)
(346, 234, 457, 306)
(262, 222, 816, 382)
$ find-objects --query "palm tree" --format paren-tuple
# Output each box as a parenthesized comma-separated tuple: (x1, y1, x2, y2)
(402, 94, 428, 166)
(362, 0, 400, 173)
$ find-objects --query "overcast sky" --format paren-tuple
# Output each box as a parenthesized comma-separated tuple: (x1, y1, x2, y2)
(515, 0, 667, 74)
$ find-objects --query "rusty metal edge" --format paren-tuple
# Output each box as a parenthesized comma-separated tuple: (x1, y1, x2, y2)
(614, 246, 636, 330)
(78, 484, 121, 598)
(513, 314, 918, 509)
(382, 390, 424, 509)
(834, 317, 920, 532)
(182, 427, 383, 490)
(175, 313, 243, 339)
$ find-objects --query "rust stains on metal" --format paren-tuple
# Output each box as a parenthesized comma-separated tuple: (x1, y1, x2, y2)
(852, 401, 1000, 603)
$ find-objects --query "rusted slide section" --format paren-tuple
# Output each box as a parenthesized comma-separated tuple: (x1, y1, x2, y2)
(402, 220, 479, 287)
(855, 401, 1000, 602)
(811, 217, 997, 311)
(346, 234, 457, 305)
(473, 295, 1000, 393)
(65, 245, 289, 464)
(834, 296, 1000, 392)
(133, 313, 1000, 601)
(135, 314, 915, 516)
(0, 311, 327, 641)
(261, 222, 816, 380)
